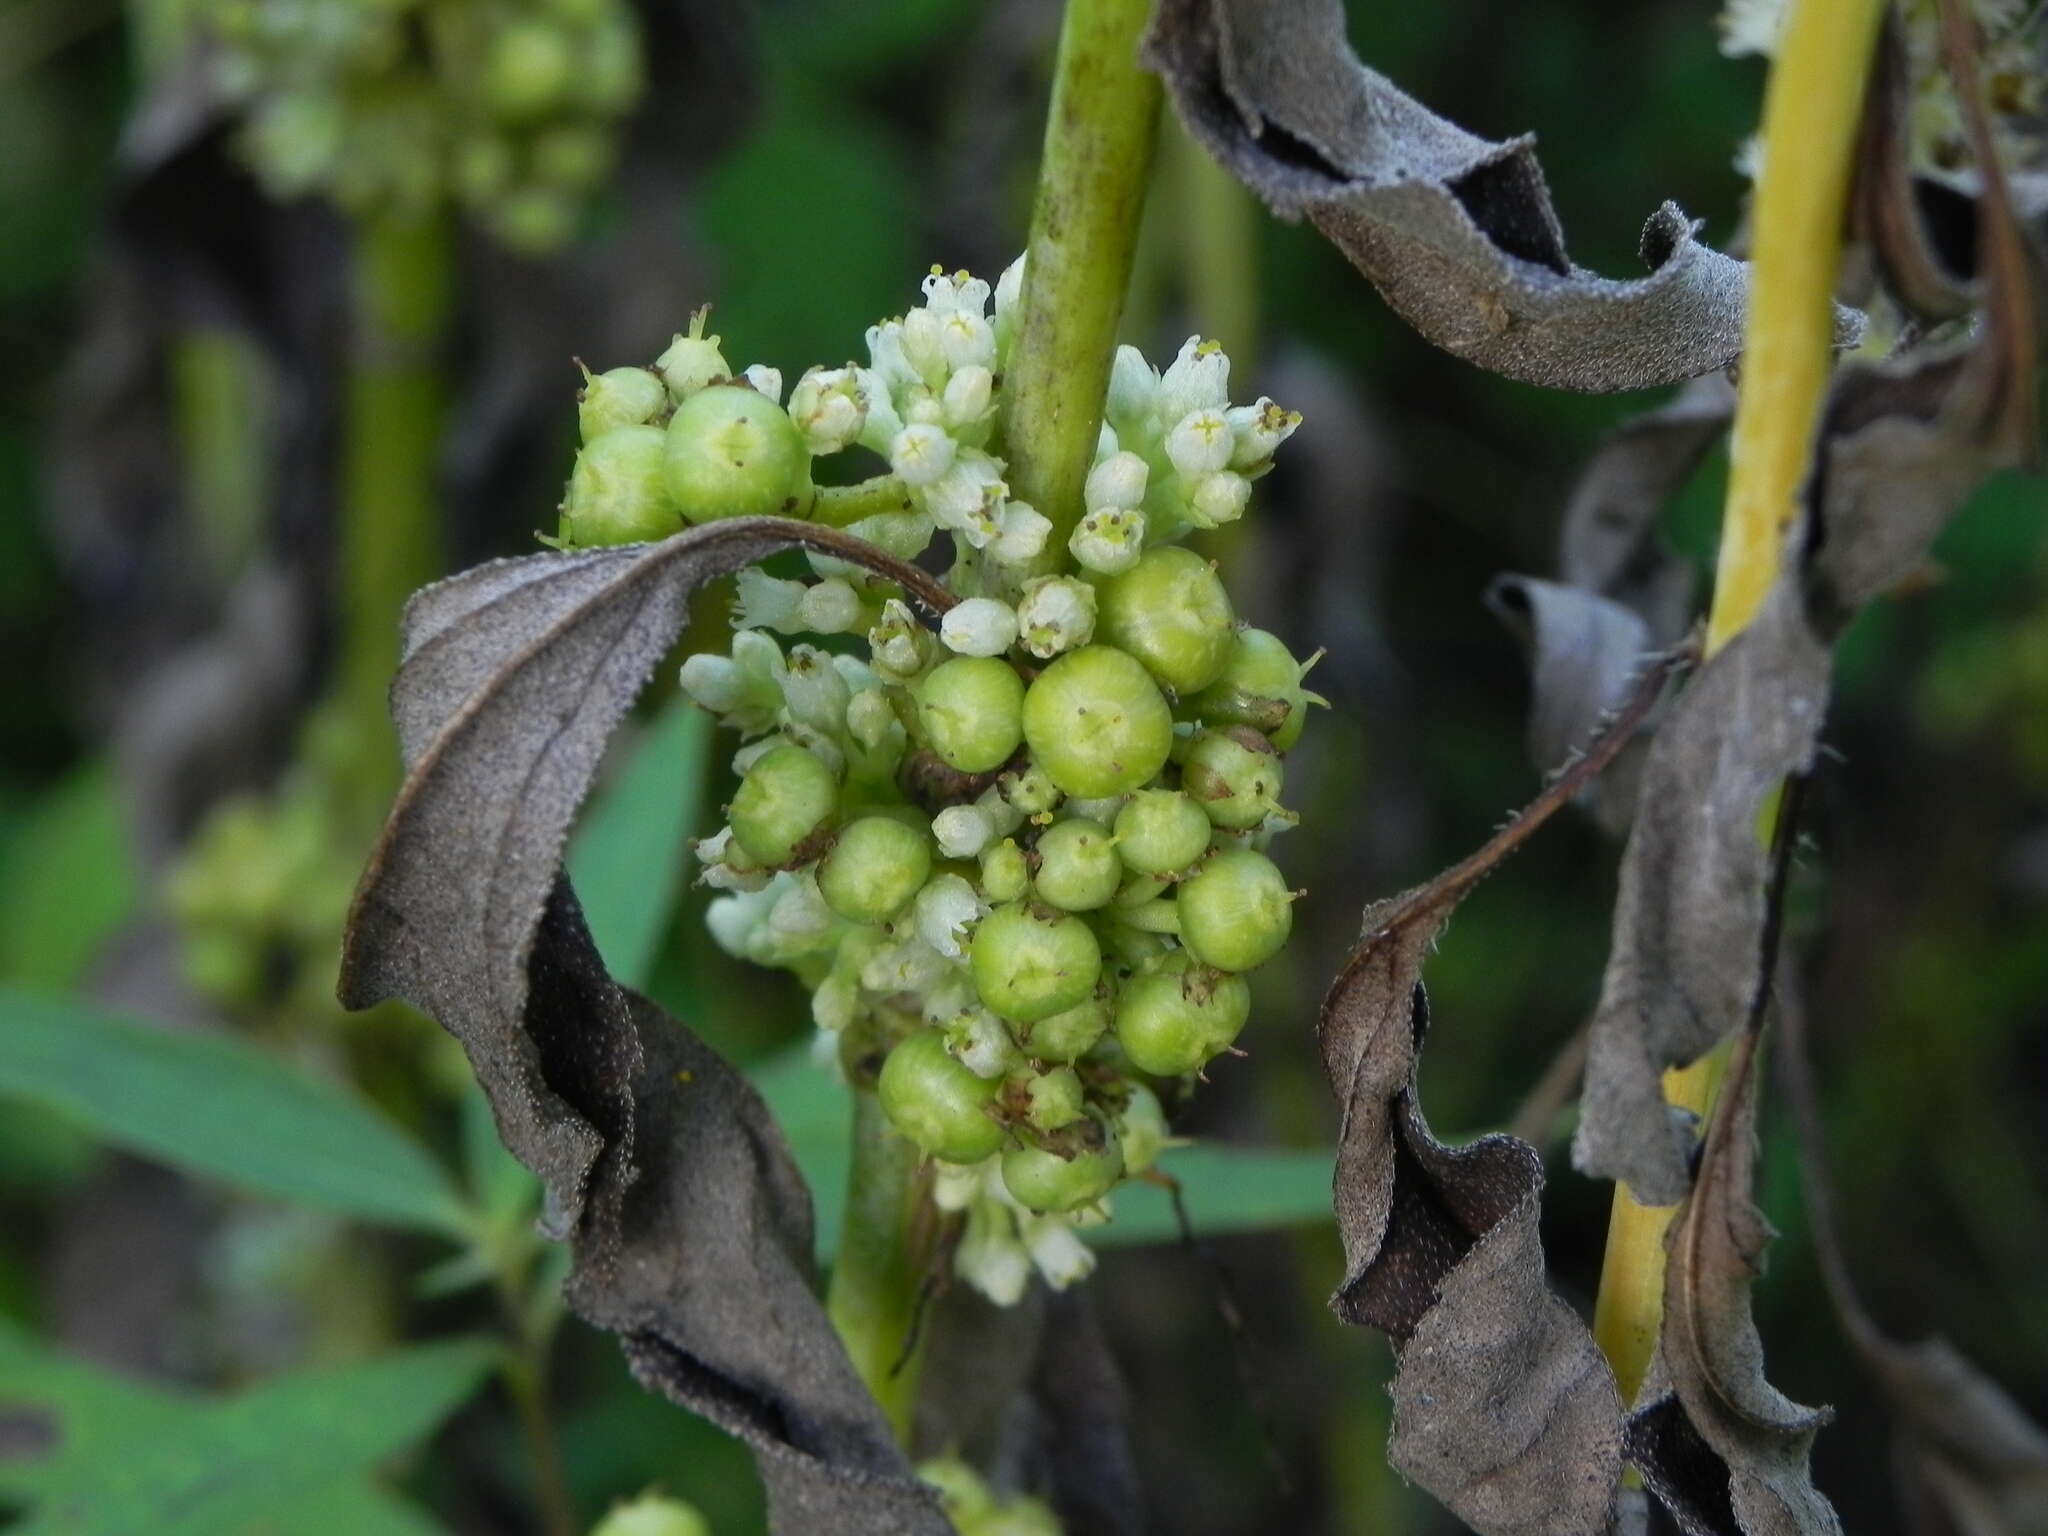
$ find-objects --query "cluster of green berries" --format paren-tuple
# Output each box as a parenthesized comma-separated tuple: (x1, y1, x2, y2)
(587, 1492, 710, 1536)
(563, 258, 1316, 1304)
(918, 1458, 1059, 1536)
(203, 0, 643, 249)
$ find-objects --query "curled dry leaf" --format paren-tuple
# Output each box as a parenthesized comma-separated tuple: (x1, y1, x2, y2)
(1140, 0, 1861, 392)
(339, 518, 957, 1534)
(1575, 20, 2039, 1200)
(1315, 647, 1688, 1535)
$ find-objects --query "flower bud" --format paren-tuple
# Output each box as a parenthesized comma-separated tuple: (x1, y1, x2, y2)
(939, 597, 1018, 658)
(1155, 335, 1230, 425)
(1094, 547, 1236, 693)
(578, 365, 666, 443)
(868, 598, 934, 680)
(1021, 645, 1174, 798)
(933, 804, 996, 860)
(1031, 817, 1121, 912)
(899, 306, 949, 384)
(914, 873, 986, 958)
(780, 645, 852, 734)
(1015, 576, 1097, 659)
(1068, 506, 1146, 575)
(890, 422, 957, 486)
(970, 901, 1102, 1023)
(993, 254, 1026, 355)
(732, 568, 807, 632)
(1186, 470, 1252, 529)
(818, 815, 932, 923)
(1181, 727, 1285, 830)
(798, 577, 863, 634)
(939, 309, 996, 370)
(787, 366, 867, 454)
(1084, 450, 1150, 512)
(655, 310, 729, 400)
(1113, 959, 1250, 1075)
(1001, 1115, 1123, 1213)
(559, 424, 680, 547)
(1105, 344, 1159, 428)
(1176, 848, 1294, 972)
(879, 1028, 1003, 1164)
(1164, 408, 1234, 480)
(979, 839, 1030, 904)
(1112, 789, 1212, 875)
(664, 383, 813, 522)
(916, 656, 1025, 773)
(728, 743, 837, 866)
(1019, 992, 1109, 1062)
(942, 365, 993, 430)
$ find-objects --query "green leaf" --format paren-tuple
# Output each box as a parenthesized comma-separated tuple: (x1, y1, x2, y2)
(2, 1330, 490, 1536)
(567, 696, 713, 991)
(745, 1045, 1334, 1259)
(0, 988, 467, 1235)
(0, 761, 139, 990)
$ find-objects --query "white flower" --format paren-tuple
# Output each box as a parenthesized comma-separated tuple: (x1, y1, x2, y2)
(914, 874, 986, 958)
(788, 366, 867, 454)
(942, 365, 993, 430)
(742, 363, 783, 403)
(679, 631, 785, 736)
(865, 320, 918, 390)
(845, 689, 902, 754)
(932, 804, 996, 859)
(957, 1202, 1031, 1306)
(1227, 398, 1300, 469)
(920, 268, 992, 316)
(767, 870, 836, 946)
(939, 309, 996, 370)
(811, 963, 858, 1033)
(925, 452, 1008, 546)
(1068, 505, 1146, 573)
(731, 568, 808, 633)
(1717, 0, 1784, 56)
(705, 882, 781, 955)
(868, 598, 932, 679)
(974, 783, 1025, 838)
(780, 645, 851, 734)
(798, 577, 863, 634)
(1022, 1214, 1097, 1290)
(1165, 407, 1234, 479)
(860, 934, 953, 995)
(1015, 576, 1097, 659)
(1106, 343, 1159, 427)
(1186, 470, 1251, 529)
(1085, 450, 1149, 511)
(853, 366, 904, 453)
(945, 1008, 1016, 1079)
(1155, 336, 1230, 425)
(988, 499, 1051, 564)
(992, 253, 1026, 354)
(931, 1156, 988, 1213)
(890, 422, 957, 486)
(940, 596, 1019, 657)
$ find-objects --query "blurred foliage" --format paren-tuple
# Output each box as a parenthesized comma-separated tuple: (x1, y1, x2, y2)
(0, 0, 2043, 1532)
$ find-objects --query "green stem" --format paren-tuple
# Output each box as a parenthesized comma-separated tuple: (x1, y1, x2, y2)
(811, 473, 916, 529)
(494, 1268, 577, 1536)
(339, 208, 454, 775)
(170, 327, 269, 587)
(997, 0, 1161, 558)
(825, 1091, 928, 1445)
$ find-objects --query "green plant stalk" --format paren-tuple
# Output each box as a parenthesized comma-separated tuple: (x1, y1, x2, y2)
(339, 208, 454, 780)
(997, 0, 1162, 560)
(1590, 0, 1886, 1412)
(825, 1091, 927, 1443)
(810, 473, 915, 528)
(170, 328, 269, 586)
(494, 1261, 577, 1536)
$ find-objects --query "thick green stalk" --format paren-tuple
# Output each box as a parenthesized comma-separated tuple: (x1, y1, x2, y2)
(170, 328, 268, 586)
(339, 209, 454, 771)
(997, 0, 1161, 556)
(825, 1092, 928, 1443)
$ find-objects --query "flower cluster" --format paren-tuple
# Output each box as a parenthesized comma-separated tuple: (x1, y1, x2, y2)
(202, 0, 644, 250)
(564, 258, 1318, 1304)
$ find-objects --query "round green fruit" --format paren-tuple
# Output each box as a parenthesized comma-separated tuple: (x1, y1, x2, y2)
(1192, 627, 1323, 750)
(969, 902, 1102, 1023)
(879, 1029, 1003, 1164)
(483, 21, 575, 120)
(559, 425, 680, 546)
(1112, 788, 1211, 875)
(728, 744, 836, 866)
(1181, 727, 1285, 830)
(578, 366, 666, 443)
(916, 657, 1025, 774)
(1094, 546, 1236, 694)
(979, 839, 1031, 904)
(817, 816, 931, 923)
(1113, 961, 1251, 1075)
(1031, 817, 1121, 911)
(1176, 848, 1294, 972)
(1020, 646, 1173, 798)
(1000, 1118, 1124, 1212)
(1018, 992, 1109, 1062)
(663, 383, 812, 523)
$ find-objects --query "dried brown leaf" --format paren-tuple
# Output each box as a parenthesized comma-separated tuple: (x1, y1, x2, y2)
(340, 518, 957, 1534)
(1140, 0, 1860, 392)
(1316, 648, 1688, 1534)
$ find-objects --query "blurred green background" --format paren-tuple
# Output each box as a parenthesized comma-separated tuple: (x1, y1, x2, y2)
(2, 0, 2044, 1531)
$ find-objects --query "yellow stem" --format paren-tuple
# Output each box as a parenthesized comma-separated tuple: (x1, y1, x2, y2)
(1589, 0, 1885, 1411)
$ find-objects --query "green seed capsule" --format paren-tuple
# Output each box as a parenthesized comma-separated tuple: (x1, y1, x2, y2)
(916, 657, 1025, 773)
(1113, 960, 1250, 1076)
(816, 815, 931, 923)
(1192, 627, 1327, 750)
(664, 383, 812, 523)
(483, 21, 575, 120)
(559, 424, 681, 546)
(1008, 1064, 1086, 1132)
(1031, 817, 1121, 912)
(1112, 788, 1212, 874)
(1181, 727, 1285, 830)
(579, 365, 666, 443)
(878, 1029, 1003, 1164)
(979, 839, 1030, 904)
(1000, 1117, 1124, 1212)
(970, 901, 1102, 1023)
(1176, 848, 1294, 972)
(1094, 546, 1236, 694)
(655, 312, 729, 401)
(728, 744, 837, 866)
(1018, 992, 1109, 1062)
(1020, 645, 1174, 798)
(999, 760, 1063, 817)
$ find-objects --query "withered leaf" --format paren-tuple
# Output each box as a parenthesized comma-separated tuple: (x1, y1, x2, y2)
(340, 518, 957, 1534)
(1574, 0, 2038, 1204)
(1140, 0, 1860, 392)
(1316, 648, 1687, 1534)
